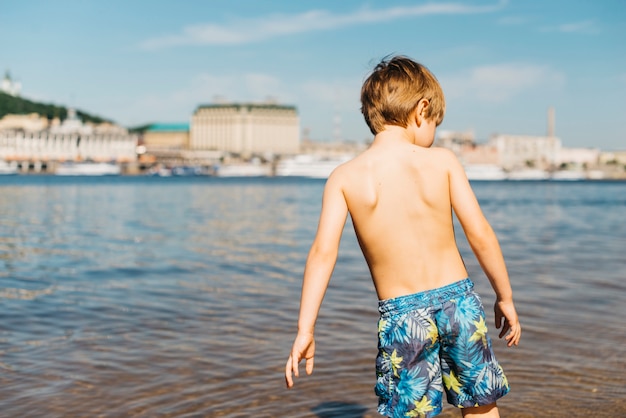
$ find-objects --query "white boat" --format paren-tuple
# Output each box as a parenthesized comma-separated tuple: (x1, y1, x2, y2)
(463, 164, 507, 181)
(0, 160, 18, 175)
(275, 154, 352, 178)
(507, 169, 550, 180)
(216, 163, 271, 177)
(551, 170, 586, 181)
(55, 162, 121, 176)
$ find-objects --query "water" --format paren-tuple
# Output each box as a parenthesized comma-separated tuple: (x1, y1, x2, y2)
(0, 176, 624, 417)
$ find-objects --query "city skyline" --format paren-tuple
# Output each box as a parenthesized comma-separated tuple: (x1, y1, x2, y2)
(1, 0, 624, 150)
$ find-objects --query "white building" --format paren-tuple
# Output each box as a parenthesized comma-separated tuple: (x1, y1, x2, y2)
(1, 71, 21, 97)
(190, 103, 300, 156)
(0, 131, 138, 164)
(0, 109, 137, 166)
(490, 134, 561, 170)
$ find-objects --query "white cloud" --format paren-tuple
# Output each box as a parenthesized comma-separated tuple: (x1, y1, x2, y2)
(540, 20, 599, 34)
(441, 63, 565, 103)
(140, 1, 507, 49)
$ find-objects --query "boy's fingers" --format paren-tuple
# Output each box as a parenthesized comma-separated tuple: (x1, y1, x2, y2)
(285, 356, 293, 388)
(498, 320, 509, 339)
(305, 356, 314, 375)
(494, 309, 503, 330)
(505, 323, 520, 347)
(512, 324, 521, 346)
(292, 352, 300, 378)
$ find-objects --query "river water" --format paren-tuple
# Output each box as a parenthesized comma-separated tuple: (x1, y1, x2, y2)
(0, 176, 624, 417)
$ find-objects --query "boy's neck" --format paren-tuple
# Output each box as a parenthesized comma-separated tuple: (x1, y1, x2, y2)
(373, 125, 423, 148)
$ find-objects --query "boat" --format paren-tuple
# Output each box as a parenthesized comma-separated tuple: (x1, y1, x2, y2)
(215, 163, 271, 177)
(275, 154, 352, 178)
(550, 170, 586, 181)
(0, 160, 18, 175)
(55, 162, 121, 176)
(171, 166, 210, 176)
(507, 169, 550, 180)
(463, 164, 507, 181)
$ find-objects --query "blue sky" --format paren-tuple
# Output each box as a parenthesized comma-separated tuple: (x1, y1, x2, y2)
(1, 0, 624, 150)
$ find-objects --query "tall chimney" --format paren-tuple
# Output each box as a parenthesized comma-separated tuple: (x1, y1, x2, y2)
(547, 106, 555, 137)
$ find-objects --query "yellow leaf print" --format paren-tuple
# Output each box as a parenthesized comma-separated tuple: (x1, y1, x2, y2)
(390, 349, 403, 377)
(443, 370, 462, 394)
(426, 318, 438, 345)
(469, 316, 488, 347)
(406, 396, 434, 417)
(378, 318, 387, 333)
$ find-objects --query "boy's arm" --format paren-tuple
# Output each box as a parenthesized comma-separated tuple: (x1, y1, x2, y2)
(445, 150, 521, 347)
(285, 172, 348, 388)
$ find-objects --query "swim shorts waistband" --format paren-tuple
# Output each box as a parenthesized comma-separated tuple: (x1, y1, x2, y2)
(378, 278, 474, 317)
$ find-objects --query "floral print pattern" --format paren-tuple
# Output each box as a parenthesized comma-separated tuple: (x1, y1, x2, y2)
(375, 279, 509, 417)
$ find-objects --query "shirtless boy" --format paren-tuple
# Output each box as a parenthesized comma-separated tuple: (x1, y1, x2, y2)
(285, 56, 521, 417)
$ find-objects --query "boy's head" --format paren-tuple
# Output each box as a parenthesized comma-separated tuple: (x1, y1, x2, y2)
(360, 55, 445, 135)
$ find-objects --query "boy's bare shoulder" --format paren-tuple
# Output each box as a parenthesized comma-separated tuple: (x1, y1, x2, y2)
(324, 157, 354, 187)
(426, 146, 458, 161)
(423, 147, 464, 172)
(329, 153, 366, 176)
(324, 154, 371, 194)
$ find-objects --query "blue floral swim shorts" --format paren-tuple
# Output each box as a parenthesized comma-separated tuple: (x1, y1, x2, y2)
(375, 278, 509, 417)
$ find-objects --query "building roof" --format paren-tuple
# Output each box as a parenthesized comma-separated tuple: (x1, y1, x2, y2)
(195, 103, 297, 113)
(147, 123, 190, 132)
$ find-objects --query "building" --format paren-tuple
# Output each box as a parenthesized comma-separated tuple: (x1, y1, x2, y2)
(557, 147, 600, 167)
(599, 150, 626, 165)
(143, 123, 190, 150)
(489, 134, 561, 170)
(435, 130, 475, 154)
(190, 103, 300, 156)
(0, 113, 49, 132)
(0, 109, 137, 172)
(1, 71, 21, 97)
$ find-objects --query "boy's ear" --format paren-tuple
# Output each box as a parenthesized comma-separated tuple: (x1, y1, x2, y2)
(415, 99, 429, 126)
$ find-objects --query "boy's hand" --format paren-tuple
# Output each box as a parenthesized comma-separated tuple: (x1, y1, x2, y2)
(285, 332, 315, 388)
(494, 300, 521, 347)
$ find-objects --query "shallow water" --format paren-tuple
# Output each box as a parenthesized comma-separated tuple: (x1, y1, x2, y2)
(0, 176, 625, 417)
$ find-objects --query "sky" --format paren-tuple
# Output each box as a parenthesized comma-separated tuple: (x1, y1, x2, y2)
(1, 0, 625, 150)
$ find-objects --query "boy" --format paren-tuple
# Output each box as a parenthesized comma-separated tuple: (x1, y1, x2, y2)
(285, 56, 521, 418)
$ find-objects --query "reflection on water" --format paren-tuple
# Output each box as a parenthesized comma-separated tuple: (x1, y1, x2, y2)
(0, 177, 625, 417)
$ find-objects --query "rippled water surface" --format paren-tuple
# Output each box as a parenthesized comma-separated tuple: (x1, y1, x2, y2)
(0, 177, 625, 417)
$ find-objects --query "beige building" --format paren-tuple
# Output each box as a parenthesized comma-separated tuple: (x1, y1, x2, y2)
(142, 123, 190, 150)
(435, 130, 475, 155)
(0, 113, 49, 132)
(190, 103, 299, 156)
(436, 130, 499, 165)
(599, 150, 626, 165)
(557, 147, 600, 166)
(490, 134, 561, 170)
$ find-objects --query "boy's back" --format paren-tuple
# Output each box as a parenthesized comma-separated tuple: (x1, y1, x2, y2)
(336, 136, 468, 300)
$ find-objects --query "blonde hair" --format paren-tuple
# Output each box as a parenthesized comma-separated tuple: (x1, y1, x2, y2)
(360, 55, 445, 135)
